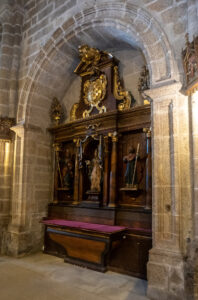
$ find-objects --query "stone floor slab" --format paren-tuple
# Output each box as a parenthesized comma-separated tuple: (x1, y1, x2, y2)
(0, 252, 148, 300)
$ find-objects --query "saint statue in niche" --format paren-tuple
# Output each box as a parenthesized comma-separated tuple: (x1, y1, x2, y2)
(123, 144, 140, 189)
(86, 148, 102, 192)
(61, 149, 74, 189)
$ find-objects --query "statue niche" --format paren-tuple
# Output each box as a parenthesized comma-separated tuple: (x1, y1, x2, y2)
(53, 143, 75, 202)
(79, 136, 103, 207)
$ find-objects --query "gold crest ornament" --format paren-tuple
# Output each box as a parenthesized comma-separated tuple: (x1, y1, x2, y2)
(83, 74, 107, 118)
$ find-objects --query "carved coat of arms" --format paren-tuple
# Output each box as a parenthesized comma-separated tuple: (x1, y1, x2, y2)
(83, 74, 107, 118)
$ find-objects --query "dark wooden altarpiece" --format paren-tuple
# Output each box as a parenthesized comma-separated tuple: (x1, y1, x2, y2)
(44, 45, 152, 279)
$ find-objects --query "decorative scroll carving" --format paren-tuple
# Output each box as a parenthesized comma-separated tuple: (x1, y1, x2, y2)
(182, 34, 198, 88)
(138, 65, 150, 93)
(113, 66, 132, 111)
(0, 117, 15, 141)
(50, 97, 64, 126)
(83, 74, 107, 118)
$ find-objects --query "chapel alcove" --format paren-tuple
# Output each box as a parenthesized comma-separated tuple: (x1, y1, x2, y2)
(42, 44, 152, 279)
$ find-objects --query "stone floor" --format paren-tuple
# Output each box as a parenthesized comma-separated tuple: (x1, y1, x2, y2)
(0, 252, 148, 300)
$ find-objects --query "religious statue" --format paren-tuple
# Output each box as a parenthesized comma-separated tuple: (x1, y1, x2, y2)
(123, 144, 140, 188)
(138, 65, 150, 92)
(182, 34, 198, 84)
(86, 148, 102, 192)
(61, 149, 74, 189)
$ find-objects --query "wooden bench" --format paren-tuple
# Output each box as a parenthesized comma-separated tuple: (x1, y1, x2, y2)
(42, 219, 126, 272)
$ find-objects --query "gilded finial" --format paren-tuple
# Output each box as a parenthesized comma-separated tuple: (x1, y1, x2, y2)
(50, 97, 64, 126)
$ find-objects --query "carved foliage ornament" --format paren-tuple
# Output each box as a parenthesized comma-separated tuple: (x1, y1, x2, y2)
(83, 74, 107, 118)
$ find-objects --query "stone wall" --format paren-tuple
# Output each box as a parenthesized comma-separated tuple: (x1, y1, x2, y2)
(0, 0, 23, 117)
(0, 0, 198, 299)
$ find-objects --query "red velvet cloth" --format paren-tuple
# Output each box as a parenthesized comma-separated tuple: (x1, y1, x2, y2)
(42, 219, 126, 233)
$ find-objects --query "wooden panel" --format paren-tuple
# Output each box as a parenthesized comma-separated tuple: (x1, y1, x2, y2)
(48, 106, 151, 143)
(115, 207, 152, 230)
(118, 130, 148, 207)
(48, 204, 116, 225)
(44, 224, 126, 272)
(109, 233, 152, 279)
(49, 231, 106, 264)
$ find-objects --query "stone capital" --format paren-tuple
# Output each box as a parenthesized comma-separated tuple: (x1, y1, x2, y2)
(10, 121, 25, 138)
(145, 82, 183, 101)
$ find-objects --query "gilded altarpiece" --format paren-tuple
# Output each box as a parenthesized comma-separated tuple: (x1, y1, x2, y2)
(47, 46, 152, 279)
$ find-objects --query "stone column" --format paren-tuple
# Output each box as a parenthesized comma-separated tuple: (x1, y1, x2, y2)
(146, 83, 193, 299)
(187, 91, 198, 298)
(5, 122, 52, 256)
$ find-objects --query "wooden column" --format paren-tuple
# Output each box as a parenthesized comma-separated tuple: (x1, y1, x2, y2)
(144, 128, 152, 209)
(53, 143, 62, 203)
(103, 136, 110, 206)
(73, 139, 80, 205)
(109, 134, 118, 207)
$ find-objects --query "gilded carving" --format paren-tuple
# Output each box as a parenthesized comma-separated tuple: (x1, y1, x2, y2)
(74, 44, 112, 76)
(83, 74, 107, 118)
(113, 66, 131, 111)
(50, 97, 64, 126)
(70, 103, 79, 121)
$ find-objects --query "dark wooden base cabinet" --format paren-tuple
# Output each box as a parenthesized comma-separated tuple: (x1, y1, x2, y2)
(43, 204, 152, 278)
(43, 222, 126, 272)
(109, 232, 152, 279)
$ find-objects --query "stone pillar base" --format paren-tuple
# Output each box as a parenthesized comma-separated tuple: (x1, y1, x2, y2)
(147, 248, 185, 300)
(2, 226, 43, 257)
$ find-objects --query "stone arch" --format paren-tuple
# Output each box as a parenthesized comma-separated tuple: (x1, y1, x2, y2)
(17, 2, 179, 125)
(9, 0, 182, 261)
